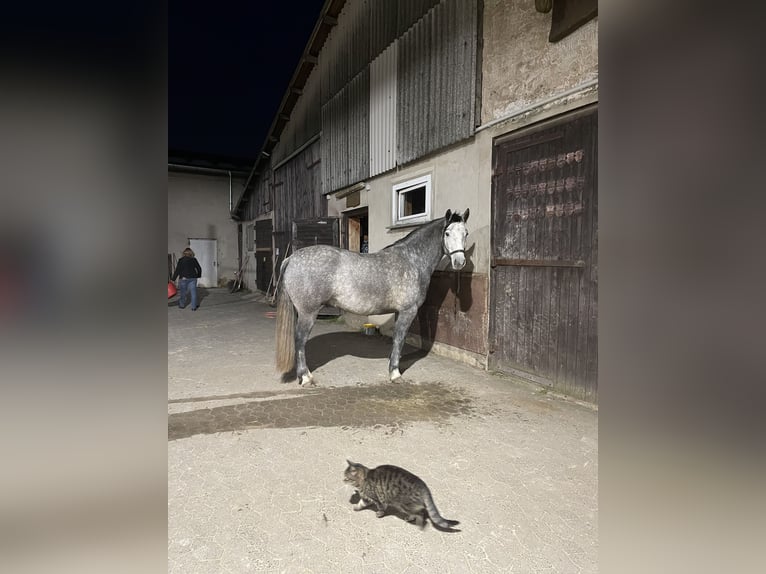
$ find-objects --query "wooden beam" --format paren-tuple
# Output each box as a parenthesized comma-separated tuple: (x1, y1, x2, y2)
(491, 258, 585, 268)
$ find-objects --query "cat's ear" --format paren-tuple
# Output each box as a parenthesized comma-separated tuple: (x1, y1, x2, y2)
(346, 459, 355, 466)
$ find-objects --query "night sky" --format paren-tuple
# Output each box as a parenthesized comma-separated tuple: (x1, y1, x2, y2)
(169, 1, 327, 160)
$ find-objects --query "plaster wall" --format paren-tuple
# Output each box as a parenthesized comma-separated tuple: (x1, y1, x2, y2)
(481, 0, 598, 124)
(168, 172, 240, 286)
(329, 137, 489, 274)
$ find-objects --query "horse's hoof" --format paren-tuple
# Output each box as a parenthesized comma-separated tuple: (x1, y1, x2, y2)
(299, 374, 314, 386)
(389, 369, 402, 382)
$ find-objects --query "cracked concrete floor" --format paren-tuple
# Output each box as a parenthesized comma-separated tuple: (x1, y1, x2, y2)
(168, 289, 597, 573)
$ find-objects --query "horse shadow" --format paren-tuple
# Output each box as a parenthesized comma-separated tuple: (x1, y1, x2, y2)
(279, 330, 430, 382)
(416, 243, 476, 355)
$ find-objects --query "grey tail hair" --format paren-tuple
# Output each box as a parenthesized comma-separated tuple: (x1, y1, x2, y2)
(275, 258, 295, 374)
(423, 488, 460, 530)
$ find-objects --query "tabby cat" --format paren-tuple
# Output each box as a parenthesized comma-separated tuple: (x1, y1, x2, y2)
(343, 460, 460, 531)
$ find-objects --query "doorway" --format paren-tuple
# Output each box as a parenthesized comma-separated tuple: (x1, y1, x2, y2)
(189, 238, 217, 288)
(344, 208, 369, 253)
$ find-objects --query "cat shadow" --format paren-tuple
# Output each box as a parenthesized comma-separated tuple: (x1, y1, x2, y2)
(348, 492, 461, 533)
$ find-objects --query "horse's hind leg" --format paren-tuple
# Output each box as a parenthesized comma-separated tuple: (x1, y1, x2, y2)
(295, 310, 319, 386)
(389, 306, 418, 381)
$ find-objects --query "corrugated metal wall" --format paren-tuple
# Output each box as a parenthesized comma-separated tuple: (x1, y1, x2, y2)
(369, 0, 398, 56)
(319, 0, 369, 105)
(271, 66, 321, 166)
(321, 0, 443, 107)
(319, 0, 479, 192)
(397, 0, 478, 165)
(321, 67, 370, 192)
(369, 42, 397, 177)
(397, 0, 442, 35)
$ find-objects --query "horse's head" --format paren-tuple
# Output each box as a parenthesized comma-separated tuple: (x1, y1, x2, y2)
(443, 209, 470, 270)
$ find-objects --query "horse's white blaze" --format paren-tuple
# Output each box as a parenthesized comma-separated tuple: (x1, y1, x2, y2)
(444, 221, 468, 270)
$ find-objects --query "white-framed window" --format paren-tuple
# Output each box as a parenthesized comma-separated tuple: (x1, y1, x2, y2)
(392, 174, 431, 225)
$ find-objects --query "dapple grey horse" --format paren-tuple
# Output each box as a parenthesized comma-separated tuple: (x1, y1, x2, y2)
(275, 209, 469, 385)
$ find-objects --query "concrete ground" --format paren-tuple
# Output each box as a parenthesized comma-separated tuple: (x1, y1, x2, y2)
(168, 288, 598, 574)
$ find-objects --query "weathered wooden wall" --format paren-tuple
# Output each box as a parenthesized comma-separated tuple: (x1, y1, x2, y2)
(410, 270, 488, 356)
(241, 169, 272, 222)
(272, 139, 324, 272)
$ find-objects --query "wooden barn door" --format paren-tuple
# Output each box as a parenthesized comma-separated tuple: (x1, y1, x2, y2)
(489, 106, 597, 401)
(254, 218, 273, 293)
(291, 217, 340, 251)
(291, 217, 341, 316)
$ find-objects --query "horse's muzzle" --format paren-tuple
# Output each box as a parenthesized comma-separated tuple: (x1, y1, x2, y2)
(449, 250, 466, 270)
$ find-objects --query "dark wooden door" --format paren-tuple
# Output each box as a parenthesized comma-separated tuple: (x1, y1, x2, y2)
(490, 106, 597, 401)
(291, 217, 340, 251)
(291, 217, 340, 316)
(256, 253, 272, 292)
(255, 218, 273, 293)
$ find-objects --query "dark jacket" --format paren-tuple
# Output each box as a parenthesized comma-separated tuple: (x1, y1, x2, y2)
(172, 256, 202, 280)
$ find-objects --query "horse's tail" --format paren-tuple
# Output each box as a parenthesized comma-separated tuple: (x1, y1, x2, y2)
(275, 257, 295, 374)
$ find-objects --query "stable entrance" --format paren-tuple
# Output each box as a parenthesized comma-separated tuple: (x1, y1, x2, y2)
(189, 238, 217, 288)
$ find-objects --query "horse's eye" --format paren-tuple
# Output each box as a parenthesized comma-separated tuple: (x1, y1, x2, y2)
(445, 231, 450, 236)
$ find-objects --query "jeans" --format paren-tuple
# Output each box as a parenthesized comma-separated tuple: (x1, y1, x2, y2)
(178, 278, 198, 309)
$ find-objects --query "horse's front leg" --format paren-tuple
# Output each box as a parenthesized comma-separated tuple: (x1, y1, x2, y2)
(389, 306, 418, 381)
(295, 311, 319, 386)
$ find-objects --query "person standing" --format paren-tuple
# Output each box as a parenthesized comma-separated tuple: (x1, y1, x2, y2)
(172, 247, 202, 310)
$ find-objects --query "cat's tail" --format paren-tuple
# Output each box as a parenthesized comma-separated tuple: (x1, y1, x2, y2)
(424, 489, 460, 531)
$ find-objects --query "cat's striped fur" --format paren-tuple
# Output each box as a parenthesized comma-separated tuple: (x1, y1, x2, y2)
(343, 460, 460, 531)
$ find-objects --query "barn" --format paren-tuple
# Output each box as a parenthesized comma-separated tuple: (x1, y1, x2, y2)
(231, 0, 598, 402)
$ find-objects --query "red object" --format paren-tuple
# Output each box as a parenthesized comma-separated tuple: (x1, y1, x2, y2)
(167, 280, 177, 298)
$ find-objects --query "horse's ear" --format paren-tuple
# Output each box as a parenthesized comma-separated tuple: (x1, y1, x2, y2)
(462, 208, 469, 223)
(444, 209, 452, 224)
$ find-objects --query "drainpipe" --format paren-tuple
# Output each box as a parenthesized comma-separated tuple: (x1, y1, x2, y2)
(228, 170, 232, 213)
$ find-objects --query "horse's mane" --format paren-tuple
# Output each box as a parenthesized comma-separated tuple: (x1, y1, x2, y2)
(382, 211, 465, 250)
(382, 217, 444, 250)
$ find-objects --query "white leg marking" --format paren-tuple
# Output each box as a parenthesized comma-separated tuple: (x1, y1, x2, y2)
(390, 368, 402, 381)
(299, 373, 313, 386)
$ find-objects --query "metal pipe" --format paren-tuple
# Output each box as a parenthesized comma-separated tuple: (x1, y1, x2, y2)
(228, 170, 232, 213)
(168, 163, 249, 177)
